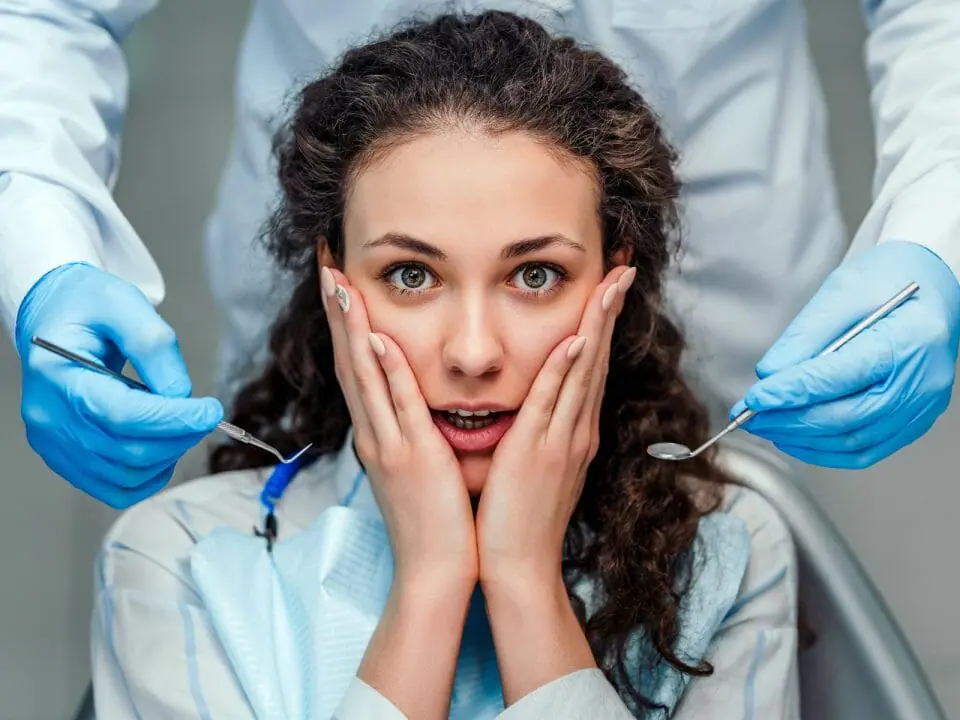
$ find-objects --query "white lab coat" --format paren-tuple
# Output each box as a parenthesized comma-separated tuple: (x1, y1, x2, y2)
(1, 0, 958, 427)
(92, 438, 799, 718)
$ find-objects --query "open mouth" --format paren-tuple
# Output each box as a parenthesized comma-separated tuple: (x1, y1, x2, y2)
(439, 409, 502, 430)
(431, 407, 517, 453)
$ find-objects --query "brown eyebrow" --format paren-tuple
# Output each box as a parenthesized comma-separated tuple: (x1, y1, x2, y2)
(363, 233, 448, 261)
(500, 234, 586, 259)
(362, 232, 585, 261)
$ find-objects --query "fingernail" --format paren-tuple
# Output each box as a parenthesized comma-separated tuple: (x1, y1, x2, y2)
(618, 266, 637, 293)
(335, 284, 350, 313)
(321, 266, 336, 298)
(204, 398, 225, 428)
(368, 333, 386, 357)
(568, 336, 587, 360)
(602, 283, 619, 311)
(188, 398, 223, 431)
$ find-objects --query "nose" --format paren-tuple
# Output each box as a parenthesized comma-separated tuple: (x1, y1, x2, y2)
(441, 295, 504, 378)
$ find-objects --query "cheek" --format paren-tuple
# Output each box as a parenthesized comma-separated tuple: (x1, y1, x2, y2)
(505, 299, 585, 381)
(366, 303, 437, 376)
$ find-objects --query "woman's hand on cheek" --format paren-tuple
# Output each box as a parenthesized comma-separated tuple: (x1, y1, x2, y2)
(476, 265, 635, 594)
(322, 267, 478, 593)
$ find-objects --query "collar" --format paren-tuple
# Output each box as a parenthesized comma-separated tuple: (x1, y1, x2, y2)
(274, 428, 379, 531)
(331, 428, 378, 514)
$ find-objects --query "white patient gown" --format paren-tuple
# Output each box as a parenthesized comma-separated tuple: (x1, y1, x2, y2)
(92, 439, 799, 718)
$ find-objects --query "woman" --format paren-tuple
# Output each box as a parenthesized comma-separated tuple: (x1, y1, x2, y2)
(92, 11, 798, 719)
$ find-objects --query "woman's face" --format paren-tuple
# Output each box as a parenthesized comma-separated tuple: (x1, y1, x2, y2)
(337, 130, 607, 495)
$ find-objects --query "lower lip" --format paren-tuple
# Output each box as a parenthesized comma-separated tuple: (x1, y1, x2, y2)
(433, 412, 516, 453)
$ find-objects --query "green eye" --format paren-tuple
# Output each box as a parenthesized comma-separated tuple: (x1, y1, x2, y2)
(387, 264, 436, 292)
(399, 266, 427, 288)
(512, 264, 563, 293)
(521, 266, 547, 288)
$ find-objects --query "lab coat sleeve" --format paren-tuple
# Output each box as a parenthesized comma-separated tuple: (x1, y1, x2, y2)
(853, 0, 960, 280)
(671, 489, 800, 719)
(0, 0, 164, 335)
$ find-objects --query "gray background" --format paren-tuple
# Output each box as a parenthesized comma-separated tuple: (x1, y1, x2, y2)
(1, 1, 957, 718)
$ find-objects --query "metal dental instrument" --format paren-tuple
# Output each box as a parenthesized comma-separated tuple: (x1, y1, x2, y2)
(31, 336, 313, 465)
(647, 281, 921, 462)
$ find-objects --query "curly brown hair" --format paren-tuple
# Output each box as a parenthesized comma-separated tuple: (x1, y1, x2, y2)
(209, 10, 730, 716)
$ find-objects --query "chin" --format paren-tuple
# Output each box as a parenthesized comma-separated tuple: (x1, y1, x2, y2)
(458, 453, 493, 497)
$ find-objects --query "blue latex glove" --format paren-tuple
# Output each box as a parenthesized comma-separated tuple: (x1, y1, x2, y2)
(15, 262, 224, 507)
(731, 241, 960, 469)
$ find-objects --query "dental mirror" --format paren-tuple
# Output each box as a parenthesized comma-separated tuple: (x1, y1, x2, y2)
(647, 281, 920, 462)
(646, 442, 697, 462)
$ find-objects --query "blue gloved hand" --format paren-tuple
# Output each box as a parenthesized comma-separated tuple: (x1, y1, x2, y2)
(15, 262, 224, 507)
(731, 241, 960, 469)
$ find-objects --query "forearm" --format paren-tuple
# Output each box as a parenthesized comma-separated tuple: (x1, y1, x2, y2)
(0, 0, 162, 333)
(358, 575, 474, 720)
(854, 0, 960, 277)
(482, 572, 597, 707)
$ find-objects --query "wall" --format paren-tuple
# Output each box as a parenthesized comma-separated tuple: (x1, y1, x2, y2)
(0, 1, 956, 717)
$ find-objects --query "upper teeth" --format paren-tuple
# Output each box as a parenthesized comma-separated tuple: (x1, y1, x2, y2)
(453, 409, 491, 417)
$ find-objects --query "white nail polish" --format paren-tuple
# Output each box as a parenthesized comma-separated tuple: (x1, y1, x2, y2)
(321, 266, 336, 298)
(618, 266, 637, 292)
(335, 285, 350, 313)
(369, 333, 386, 357)
(602, 283, 619, 311)
(568, 336, 587, 359)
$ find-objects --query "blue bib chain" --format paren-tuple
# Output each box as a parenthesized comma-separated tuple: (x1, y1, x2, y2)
(254, 455, 306, 552)
(253, 443, 366, 552)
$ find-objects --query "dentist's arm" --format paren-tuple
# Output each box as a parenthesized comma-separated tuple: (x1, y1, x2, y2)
(0, 1, 223, 507)
(856, 0, 960, 277)
(0, 0, 164, 326)
(733, 0, 960, 468)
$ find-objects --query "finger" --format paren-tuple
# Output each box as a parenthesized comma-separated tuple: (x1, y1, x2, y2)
(90, 278, 196, 398)
(741, 327, 897, 414)
(756, 268, 908, 377)
(728, 398, 749, 419)
(758, 412, 905, 454)
(552, 268, 627, 435)
(76, 423, 210, 470)
(71, 371, 224, 438)
(369, 332, 436, 437)
(78, 442, 180, 489)
(321, 266, 374, 440)
(93, 466, 175, 509)
(756, 391, 949, 454)
(30, 432, 176, 507)
(513, 335, 584, 434)
(588, 267, 634, 429)
(772, 410, 938, 470)
(740, 381, 892, 437)
(328, 269, 401, 446)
